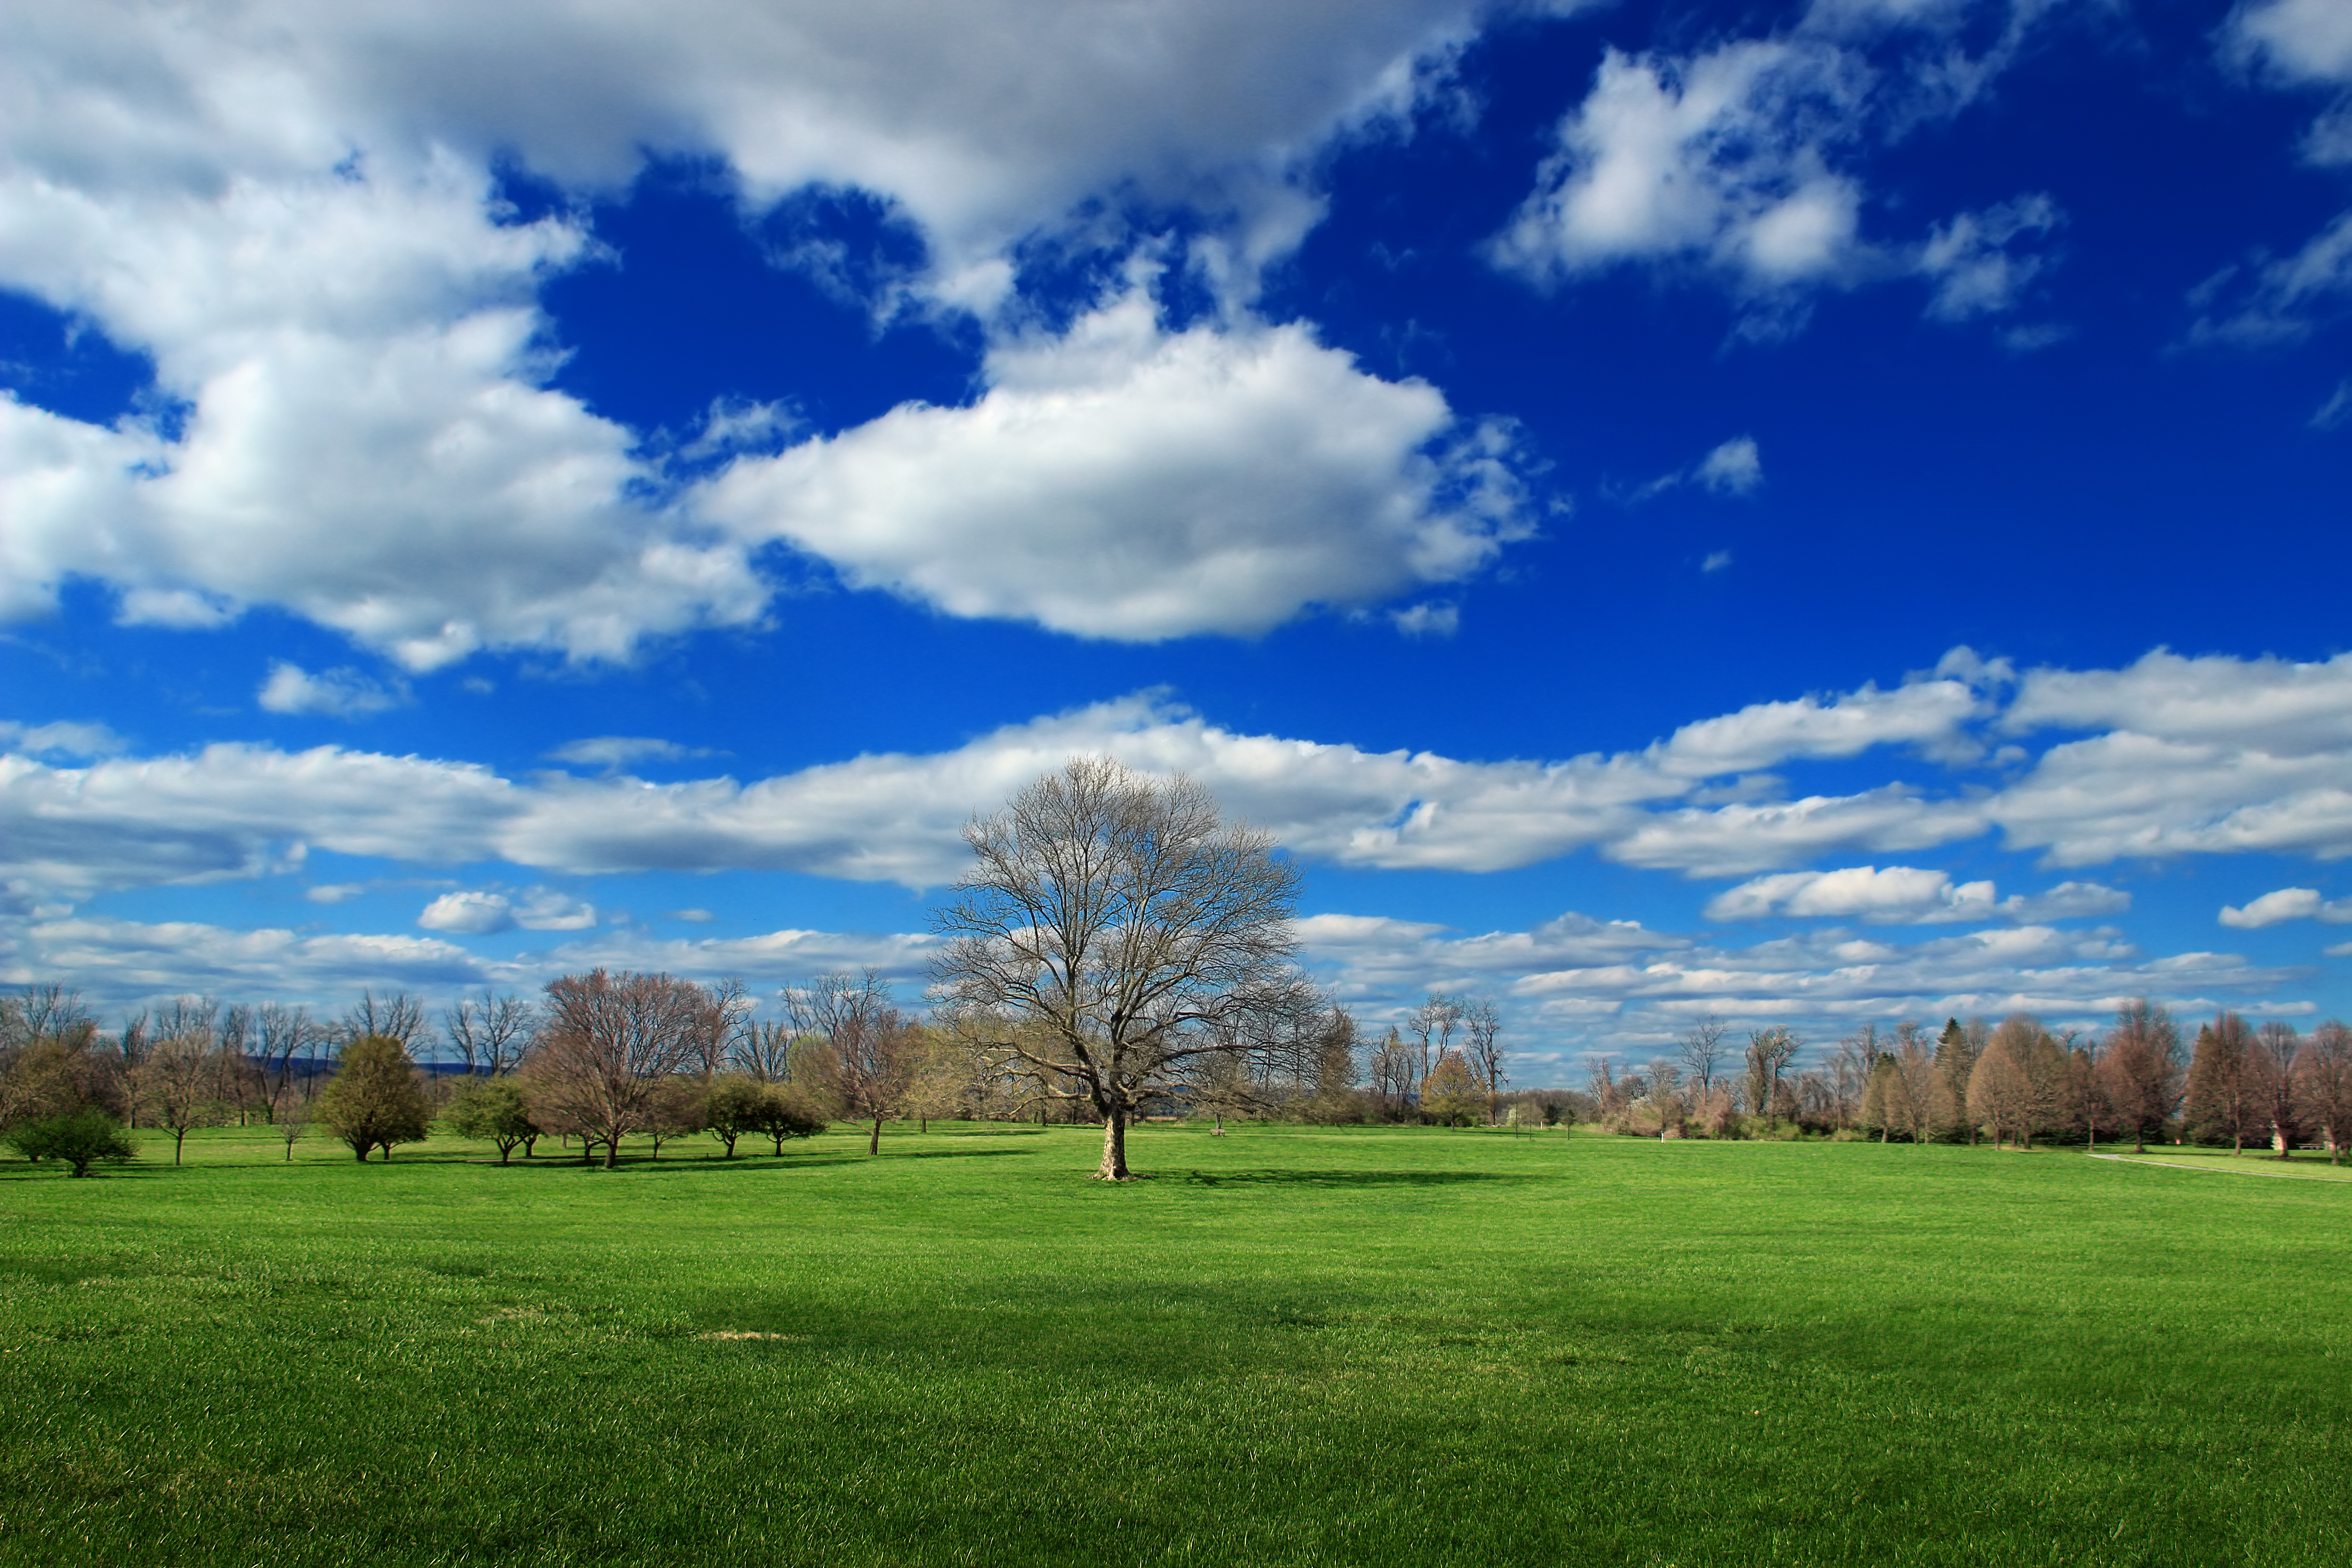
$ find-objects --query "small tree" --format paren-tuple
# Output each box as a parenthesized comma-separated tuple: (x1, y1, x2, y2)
(751, 1084, 826, 1154)
(8, 1109, 139, 1176)
(274, 1087, 310, 1161)
(315, 1035, 432, 1161)
(445, 1078, 536, 1163)
(1423, 1056, 1484, 1127)
(134, 1031, 228, 1165)
(701, 1076, 767, 1157)
(642, 1077, 706, 1158)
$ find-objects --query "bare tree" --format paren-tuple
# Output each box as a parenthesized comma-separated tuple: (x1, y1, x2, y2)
(1460, 997, 1505, 1125)
(1744, 1028, 1801, 1128)
(2099, 999, 2184, 1152)
(1967, 1034, 2032, 1148)
(526, 971, 716, 1168)
(730, 1018, 796, 1083)
(444, 991, 537, 1078)
(1368, 1028, 1414, 1120)
(930, 757, 1306, 1181)
(822, 992, 921, 1155)
(2186, 1013, 2266, 1154)
(135, 1027, 226, 1164)
(1404, 995, 1465, 1107)
(255, 1003, 321, 1108)
(2254, 1021, 2303, 1156)
(1678, 1016, 1729, 1102)
(2293, 1021, 2352, 1165)
(342, 990, 432, 1055)
(1830, 1025, 1877, 1131)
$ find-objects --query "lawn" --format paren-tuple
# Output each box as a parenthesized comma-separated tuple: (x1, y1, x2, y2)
(2, 1121, 2346, 1566)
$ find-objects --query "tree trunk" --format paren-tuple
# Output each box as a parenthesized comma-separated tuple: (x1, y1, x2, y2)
(603, 1137, 619, 1169)
(353, 1145, 368, 1162)
(868, 1114, 882, 1156)
(1095, 1111, 1130, 1181)
(173, 1129, 186, 1165)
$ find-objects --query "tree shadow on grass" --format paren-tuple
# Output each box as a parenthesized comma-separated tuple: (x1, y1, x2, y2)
(1174, 1168, 1537, 1188)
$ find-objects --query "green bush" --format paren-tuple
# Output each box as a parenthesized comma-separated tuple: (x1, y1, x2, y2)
(6, 1108, 138, 1176)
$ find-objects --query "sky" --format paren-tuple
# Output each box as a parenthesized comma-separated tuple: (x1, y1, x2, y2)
(5, 0, 2352, 1082)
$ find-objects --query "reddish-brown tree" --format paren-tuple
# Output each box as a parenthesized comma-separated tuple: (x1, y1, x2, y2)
(528, 970, 715, 1169)
(2098, 999, 2184, 1152)
(2293, 1021, 2352, 1165)
(2185, 1012, 2269, 1154)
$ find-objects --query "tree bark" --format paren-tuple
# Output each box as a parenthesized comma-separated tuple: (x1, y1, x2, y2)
(868, 1114, 882, 1156)
(1095, 1111, 1130, 1181)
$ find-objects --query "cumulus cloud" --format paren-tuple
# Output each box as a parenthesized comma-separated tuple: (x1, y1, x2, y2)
(2230, 0, 2352, 83)
(0, 720, 125, 759)
(1704, 864, 2127, 923)
(418, 890, 515, 935)
(258, 662, 408, 719)
(0, 0, 1559, 664)
(705, 294, 1528, 640)
(2218, 886, 2352, 928)
(10, 647, 2352, 909)
(1487, 14, 2061, 320)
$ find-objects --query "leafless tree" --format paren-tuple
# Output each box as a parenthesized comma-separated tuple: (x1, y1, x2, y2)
(1967, 1033, 2032, 1148)
(526, 970, 716, 1168)
(255, 1003, 321, 1108)
(2099, 999, 2184, 1152)
(2254, 1020, 2303, 1155)
(1678, 1015, 1728, 1102)
(1368, 1028, 1414, 1120)
(823, 995, 921, 1155)
(929, 757, 1307, 1181)
(2293, 1021, 2352, 1164)
(444, 991, 537, 1078)
(1404, 995, 1465, 1106)
(342, 990, 432, 1055)
(1830, 1025, 1877, 1131)
(2186, 1012, 2267, 1154)
(1744, 1027, 1801, 1128)
(135, 1026, 226, 1163)
(730, 1018, 796, 1082)
(1460, 996, 1506, 1124)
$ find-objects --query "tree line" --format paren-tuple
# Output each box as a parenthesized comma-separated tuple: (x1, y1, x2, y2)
(1577, 1003, 2352, 1159)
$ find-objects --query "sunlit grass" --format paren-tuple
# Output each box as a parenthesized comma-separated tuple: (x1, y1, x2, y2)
(3, 1121, 2347, 1565)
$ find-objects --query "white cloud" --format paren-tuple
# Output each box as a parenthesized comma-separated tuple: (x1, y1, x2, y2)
(2230, 0, 2352, 83)
(1701, 549, 1733, 573)
(1704, 864, 2128, 923)
(2219, 886, 2352, 927)
(418, 890, 515, 935)
(1694, 436, 1764, 494)
(1296, 902, 2298, 1064)
(258, 662, 407, 719)
(0, 720, 126, 759)
(2188, 211, 2352, 345)
(0, 0, 1533, 663)
(705, 293, 1529, 641)
(547, 736, 715, 772)
(1490, 41, 1871, 289)
(304, 883, 366, 905)
(1487, 16, 2060, 321)
(1918, 194, 2062, 321)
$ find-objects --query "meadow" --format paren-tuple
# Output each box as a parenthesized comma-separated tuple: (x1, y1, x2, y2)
(1, 1122, 2346, 1567)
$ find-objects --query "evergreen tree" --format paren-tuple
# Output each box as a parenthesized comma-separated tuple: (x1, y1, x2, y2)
(1933, 1018, 1980, 1143)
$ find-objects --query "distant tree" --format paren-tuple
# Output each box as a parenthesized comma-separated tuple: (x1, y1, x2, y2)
(2099, 1000, 2184, 1152)
(685, 978, 753, 1079)
(528, 970, 715, 1169)
(1892, 1034, 1938, 1144)
(803, 977, 919, 1155)
(2293, 1021, 2352, 1165)
(750, 1084, 827, 1154)
(2185, 1013, 2267, 1153)
(1423, 1056, 1484, 1127)
(1678, 1015, 1729, 1104)
(1461, 997, 1506, 1125)
(729, 1018, 796, 1083)
(1586, 1056, 1623, 1125)
(134, 1029, 228, 1165)
(1301, 1007, 1365, 1125)
(1744, 1028, 1800, 1129)
(929, 758, 1309, 1181)
(1861, 1052, 1901, 1142)
(1405, 995, 1466, 1111)
(1966, 1036, 2031, 1148)
(1985, 1015, 2068, 1150)
(642, 1077, 706, 1158)
(1188, 1048, 1254, 1132)
(254, 1002, 323, 1112)
(443, 990, 537, 1078)
(1931, 1018, 1980, 1142)
(7, 1109, 138, 1176)
(343, 990, 431, 1052)
(273, 1086, 310, 1161)
(444, 1078, 536, 1163)
(2069, 1041, 2115, 1151)
(1368, 1029, 1415, 1120)
(316, 1035, 432, 1161)
(2254, 1021, 2303, 1156)
(701, 1075, 768, 1157)
(1829, 1026, 1876, 1131)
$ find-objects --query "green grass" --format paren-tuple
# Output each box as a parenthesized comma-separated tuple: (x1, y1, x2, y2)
(3, 1121, 2348, 1566)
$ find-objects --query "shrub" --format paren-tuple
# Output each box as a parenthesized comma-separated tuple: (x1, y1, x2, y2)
(7, 1108, 138, 1176)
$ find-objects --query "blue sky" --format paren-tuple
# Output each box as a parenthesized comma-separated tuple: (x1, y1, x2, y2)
(5, 0, 2352, 1080)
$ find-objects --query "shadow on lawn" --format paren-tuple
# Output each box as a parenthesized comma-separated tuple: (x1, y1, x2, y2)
(1176, 1168, 1534, 1188)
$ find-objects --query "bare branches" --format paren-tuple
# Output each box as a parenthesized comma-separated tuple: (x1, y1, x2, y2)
(930, 756, 1305, 1180)
(444, 991, 538, 1078)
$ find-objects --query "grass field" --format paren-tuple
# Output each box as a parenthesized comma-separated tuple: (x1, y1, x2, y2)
(3, 1121, 2347, 1566)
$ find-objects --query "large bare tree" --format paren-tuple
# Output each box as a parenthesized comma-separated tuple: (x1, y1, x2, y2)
(444, 991, 538, 1078)
(930, 757, 1306, 1181)
(527, 970, 714, 1168)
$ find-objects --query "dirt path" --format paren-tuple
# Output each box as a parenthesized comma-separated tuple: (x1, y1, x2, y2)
(2087, 1151, 2352, 1182)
